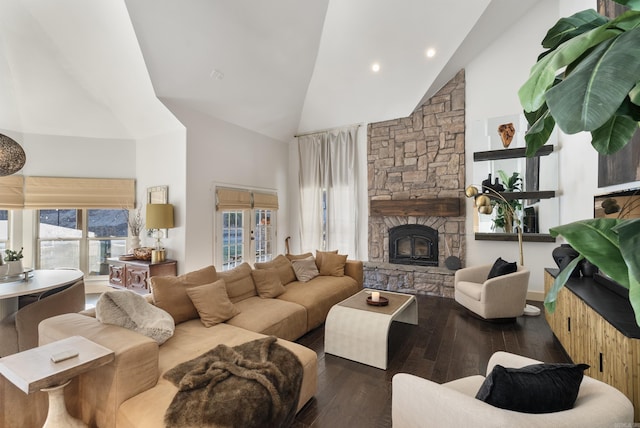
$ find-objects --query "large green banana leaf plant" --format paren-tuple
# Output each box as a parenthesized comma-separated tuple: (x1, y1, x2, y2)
(518, 0, 640, 326)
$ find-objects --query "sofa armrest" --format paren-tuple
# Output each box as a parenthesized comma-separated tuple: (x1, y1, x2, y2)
(392, 373, 513, 427)
(39, 313, 159, 428)
(344, 260, 363, 288)
(454, 264, 491, 284)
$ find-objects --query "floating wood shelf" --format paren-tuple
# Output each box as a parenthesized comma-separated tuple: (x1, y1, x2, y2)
(498, 191, 556, 201)
(370, 198, 461, 217)
(473, 144, 554, 161)
(474, 232, 556, 243)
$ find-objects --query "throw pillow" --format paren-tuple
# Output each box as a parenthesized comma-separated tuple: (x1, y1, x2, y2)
(318, 252, 347, 277)
(96, 290, 175, 345)
(315, 249, 339, 270)
(149, 265, 218, 324)
(291, 256, 320, 282)
(487, 257, 518, 279)
(285, 252, 313, 261)
(475, 363, 590, 413)
(251, 268, 286, 298)
(254, 254, 297, 285)
(216, 262, 257, 303)
(186, 279, 240, 327)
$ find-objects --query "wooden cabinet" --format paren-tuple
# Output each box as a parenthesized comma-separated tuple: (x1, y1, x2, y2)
(108, 258, 177, 293)
(544, 269, 640, 421)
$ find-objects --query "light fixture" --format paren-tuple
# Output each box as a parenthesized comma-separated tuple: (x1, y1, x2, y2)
(425, 48, 436, 58)
(371, 62, 380, 72)
(0, 133, 26, 176)
(465, 185, 524, 266)
(146, 203, 174, 250)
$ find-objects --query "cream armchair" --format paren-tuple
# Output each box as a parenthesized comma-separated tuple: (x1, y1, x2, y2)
(392, 351, 634, 428)
(454, 264, 530, 320)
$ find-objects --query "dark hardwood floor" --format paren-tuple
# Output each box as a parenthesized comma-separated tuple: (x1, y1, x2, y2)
(292, 294, 570, 427)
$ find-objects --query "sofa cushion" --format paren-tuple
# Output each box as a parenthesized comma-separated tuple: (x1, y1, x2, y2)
(291, 257, 320, 282)
(455, 281, 482, 301)
(476, 363, 590, 413)
(315, 249, 338, 271)
(186, 280, 240, 327)
(278, 275, 360, 330)
(150, 265, 217, 324)
(487, 257, 517, 279)
(226, 296, 307, 341)
(251, 268, 286, 298)
(318, 252, 347, 277)
(216, 262, 257, 303)
(254, 255, 296, 285)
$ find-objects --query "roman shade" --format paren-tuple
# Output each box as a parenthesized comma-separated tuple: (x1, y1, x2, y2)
(216, 188, 252, 210)
(0, 175, 24, 209)
(24, 177, 135, 209)
(252, 191, 278, 209)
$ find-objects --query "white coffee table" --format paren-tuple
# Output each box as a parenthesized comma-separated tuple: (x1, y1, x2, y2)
(324, 289, 418, 369)
(0, 335, 114, 428)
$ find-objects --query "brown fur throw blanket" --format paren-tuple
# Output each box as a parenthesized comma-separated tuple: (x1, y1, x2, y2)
(163, 336, 303, 428)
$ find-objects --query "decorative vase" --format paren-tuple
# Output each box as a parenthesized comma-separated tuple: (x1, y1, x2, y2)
(128, 236, 141, 253)
(6, 260, 23, 276)
(579, 259, 599, 277)
(552, 244, 581, 278)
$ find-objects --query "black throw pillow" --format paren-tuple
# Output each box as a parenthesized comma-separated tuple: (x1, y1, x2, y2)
(487, 257, 517, 279)
(475, 363, 590, 413)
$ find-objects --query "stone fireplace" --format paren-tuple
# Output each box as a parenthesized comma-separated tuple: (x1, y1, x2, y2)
(365, 70, 466, 298)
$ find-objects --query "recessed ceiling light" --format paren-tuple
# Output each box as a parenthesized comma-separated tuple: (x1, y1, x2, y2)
(371, 63, 380, 73)
(426, 48, 436, 58)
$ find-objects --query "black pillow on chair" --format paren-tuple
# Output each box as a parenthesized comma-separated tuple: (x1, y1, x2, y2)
(475, 363, 590, 413)
(487, 257, 517, 279)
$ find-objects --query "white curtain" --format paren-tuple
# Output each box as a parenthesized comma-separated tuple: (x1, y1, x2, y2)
(298, 126, 359, 258)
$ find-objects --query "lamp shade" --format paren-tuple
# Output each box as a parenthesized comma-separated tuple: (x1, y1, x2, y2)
(0, 133, 26, 176)
(146, 204, 174, 229)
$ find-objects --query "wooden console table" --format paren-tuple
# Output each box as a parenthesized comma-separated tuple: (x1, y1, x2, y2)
(544, 268, 640, 421)
(107, 258, 177, 294)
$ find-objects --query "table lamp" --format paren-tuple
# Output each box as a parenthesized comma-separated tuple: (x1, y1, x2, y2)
(146, 204, 174, 251)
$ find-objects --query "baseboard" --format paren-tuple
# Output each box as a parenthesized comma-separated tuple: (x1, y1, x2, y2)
(527, 290, 544, 302)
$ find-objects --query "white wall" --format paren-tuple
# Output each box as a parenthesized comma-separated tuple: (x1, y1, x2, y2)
(163, 101, 291, 273)
(135, 128, 187, 272)
(465, 0, 640, 298)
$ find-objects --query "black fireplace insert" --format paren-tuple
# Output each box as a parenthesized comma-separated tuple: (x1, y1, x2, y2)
(389, 224, 438, 267)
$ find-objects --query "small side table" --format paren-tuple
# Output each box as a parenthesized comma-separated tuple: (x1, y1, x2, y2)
(0, 336, 114, 427)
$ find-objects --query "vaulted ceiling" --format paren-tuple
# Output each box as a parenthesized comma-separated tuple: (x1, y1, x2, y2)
(0, 0, 539, 142)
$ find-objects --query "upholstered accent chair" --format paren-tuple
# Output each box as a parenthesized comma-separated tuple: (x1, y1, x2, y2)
(454, 264, 530, 320)
(0, 279, 85, 357)
(392, 351, 634, 427)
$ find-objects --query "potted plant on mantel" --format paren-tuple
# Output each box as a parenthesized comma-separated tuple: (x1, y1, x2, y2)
(518, 0, 640, 326)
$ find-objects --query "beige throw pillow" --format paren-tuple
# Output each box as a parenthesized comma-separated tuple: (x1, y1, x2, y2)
(319, 252, 347, 276)
(186, 280, 240, 327)
(285, 252, 313, 261)
(216, 262, 257, 303)
(254, 254, 296, 285)
(251, 268, 286, 298)
(291, 256, 320, 282)
(315, 249, 339, 270)
(149, 265, 217, 324)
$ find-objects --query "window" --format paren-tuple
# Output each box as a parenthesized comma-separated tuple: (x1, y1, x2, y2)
(215, 187, 278, 271)
(38, 209, 128, 275)
(0, 210, 8, 252)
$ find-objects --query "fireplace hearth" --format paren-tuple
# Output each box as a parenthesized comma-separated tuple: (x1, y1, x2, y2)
(389, 224, 439, 267)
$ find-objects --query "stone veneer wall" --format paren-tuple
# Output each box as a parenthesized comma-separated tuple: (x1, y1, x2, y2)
(366, 70, 466, 298)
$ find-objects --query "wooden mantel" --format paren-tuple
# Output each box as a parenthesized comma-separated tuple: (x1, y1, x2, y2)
(370, 198, 461, 217)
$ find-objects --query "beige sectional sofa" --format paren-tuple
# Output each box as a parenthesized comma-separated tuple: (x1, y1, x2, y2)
(1, 253, 363, 428)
